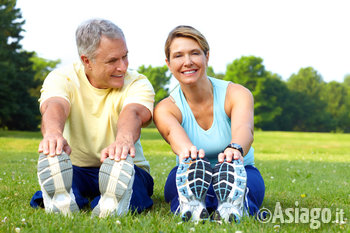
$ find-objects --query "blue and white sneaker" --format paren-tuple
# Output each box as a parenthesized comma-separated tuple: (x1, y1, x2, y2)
(175, 157, 212, 222)
(37, 152, 79, 216)
(212, 159, 247, 223)
(92, 156, 135, 218)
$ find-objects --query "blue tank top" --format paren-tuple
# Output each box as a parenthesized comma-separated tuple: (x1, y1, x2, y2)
(171, 77, 255, 167)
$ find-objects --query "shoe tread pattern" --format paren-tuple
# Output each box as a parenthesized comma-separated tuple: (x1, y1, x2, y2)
(213, 160, 247, 203)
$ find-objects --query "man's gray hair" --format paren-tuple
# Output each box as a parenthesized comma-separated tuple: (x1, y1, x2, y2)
(75, 18, 125, 60)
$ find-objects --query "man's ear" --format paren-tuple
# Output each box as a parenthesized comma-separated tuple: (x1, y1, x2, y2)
(81, 54, 91, 70)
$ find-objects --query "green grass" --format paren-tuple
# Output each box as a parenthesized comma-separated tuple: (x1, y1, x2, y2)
(0, 129, 349, 232)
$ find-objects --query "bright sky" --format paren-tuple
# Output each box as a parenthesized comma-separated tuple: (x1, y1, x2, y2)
(16, 0, 349, 83)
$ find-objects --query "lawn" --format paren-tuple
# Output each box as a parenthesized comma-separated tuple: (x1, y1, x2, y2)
(0, 129, 349, 232)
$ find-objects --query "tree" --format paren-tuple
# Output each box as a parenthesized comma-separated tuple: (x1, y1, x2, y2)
(207, 66, 224, 80)
(321, 81, 350, 132)
(29, 54, 61, 99)
(224, 56, 265, 92)
(343, 74, 350, 88)
(0, 0, 39, 130)
(224, 56, 287, 130)
(137, 65, 171, 104)
(287, 67, 333, 132)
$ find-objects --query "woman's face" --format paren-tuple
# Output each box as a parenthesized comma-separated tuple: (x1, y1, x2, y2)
(166, 37, 209, 85)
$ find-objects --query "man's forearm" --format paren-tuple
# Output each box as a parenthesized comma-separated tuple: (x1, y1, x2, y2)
(115, 109, 143, 143)
(41, 103, 68, 137)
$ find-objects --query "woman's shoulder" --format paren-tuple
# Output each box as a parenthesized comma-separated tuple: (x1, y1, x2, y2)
(154, 96, 182, 122)
(227, 82, 253, 98)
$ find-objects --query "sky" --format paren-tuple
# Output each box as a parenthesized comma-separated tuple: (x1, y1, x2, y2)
(16, 0, 350, 83)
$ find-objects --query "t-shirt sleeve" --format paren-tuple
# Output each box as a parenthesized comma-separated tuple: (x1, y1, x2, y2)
(122, 76, 155, 115)
(38, 70, 72, 107)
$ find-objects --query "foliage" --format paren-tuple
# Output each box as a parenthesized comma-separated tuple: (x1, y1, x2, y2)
(138, 65, 171, 104)
(29, 53, 60, 99)
(224, 56, 287, 130)
(2, 1, 350, 132)
(287, 67, 333, 132)
(0, 129, 349, 232)
(0, 0, 39, 130)
(207, 66, 224, 79)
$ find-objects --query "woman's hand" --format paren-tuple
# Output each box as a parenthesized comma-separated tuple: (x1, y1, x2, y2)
(218, 147, 244, 164)
(178, 145, 205, 162)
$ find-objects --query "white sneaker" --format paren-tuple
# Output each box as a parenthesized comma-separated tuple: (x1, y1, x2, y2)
(175, 157, 212, 222)
(212, 159, 247, 223)
(92, 156, 135, 218)
(37, 152, 79, 216)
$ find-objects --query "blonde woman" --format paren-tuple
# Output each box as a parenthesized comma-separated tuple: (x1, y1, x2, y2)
(154, 25, 265, 222)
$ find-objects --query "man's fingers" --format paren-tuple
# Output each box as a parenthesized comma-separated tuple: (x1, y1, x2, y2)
(38, 141, 44, 153)
(100, 148, 108, 163)
(120, 145, 129, 160)
(108, 146, 115, 160)
(42, 140, 49, 155)
(129, 147, 136, 158)
(114, 146, 122, 161)
(56, 140, 63, 155)
(63, 144, 72, 155)
(49, 140, 57, 157)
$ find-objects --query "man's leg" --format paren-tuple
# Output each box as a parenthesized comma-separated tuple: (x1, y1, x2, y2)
(31, 157, 101, 211)
(92, 156, 135, 218)
(36, 152, 79, 215)
(90, 162, 154, 215)
(71, 165, 100, 209)
(128, 165, 154, 213)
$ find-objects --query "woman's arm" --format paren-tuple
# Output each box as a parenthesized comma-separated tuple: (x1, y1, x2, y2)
(220, 83, 254, 163)
(154, 97, 205, 161)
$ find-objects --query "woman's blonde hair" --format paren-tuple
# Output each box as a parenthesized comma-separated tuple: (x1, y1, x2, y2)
(164, 25, 209, 61)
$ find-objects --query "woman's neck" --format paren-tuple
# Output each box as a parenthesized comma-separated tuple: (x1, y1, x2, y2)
(180, 76, 213, 104)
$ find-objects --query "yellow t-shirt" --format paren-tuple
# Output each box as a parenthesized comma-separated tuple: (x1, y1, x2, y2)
(39, 62, 155, 173)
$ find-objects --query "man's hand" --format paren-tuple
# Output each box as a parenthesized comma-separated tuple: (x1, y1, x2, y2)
(100, 103, 152, 163)
(100, 136, 136, 162)
(38, 133, 71, 156)
(218, 147, 243, 164)
(39, 97, 71, 157)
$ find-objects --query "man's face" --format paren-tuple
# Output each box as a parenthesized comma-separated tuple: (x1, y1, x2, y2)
(84, 36, 129, 89)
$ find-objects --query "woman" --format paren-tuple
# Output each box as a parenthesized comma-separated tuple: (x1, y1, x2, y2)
(154, 25, 265, 223)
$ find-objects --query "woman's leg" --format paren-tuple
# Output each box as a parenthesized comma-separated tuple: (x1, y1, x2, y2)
(164, 166, 179, 213)
(244, 165, 265, 216)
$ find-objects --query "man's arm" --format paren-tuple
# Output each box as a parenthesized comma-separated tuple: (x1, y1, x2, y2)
(100, 103, 152, 162)
(38, 97, 71, 156)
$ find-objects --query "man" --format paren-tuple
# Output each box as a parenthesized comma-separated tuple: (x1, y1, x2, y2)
(30, 18, 155, 218)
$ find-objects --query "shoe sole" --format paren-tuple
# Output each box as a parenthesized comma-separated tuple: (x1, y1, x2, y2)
(212, 160, 247, 222)
(92, 156, 134, 218)
(37, 152, 79, 215)
(176, 157, 212, 221)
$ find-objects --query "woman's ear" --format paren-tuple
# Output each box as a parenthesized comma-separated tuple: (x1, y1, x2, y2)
(206, 51, 210, 66)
